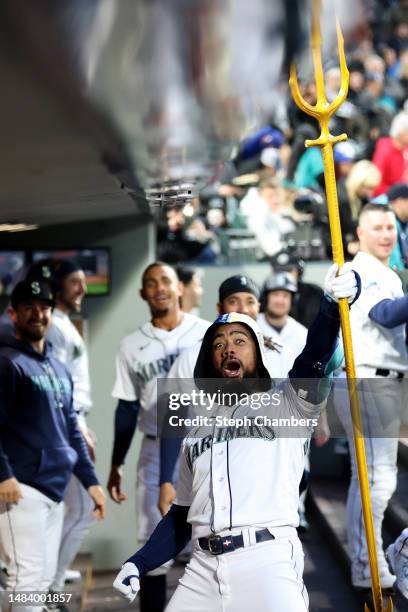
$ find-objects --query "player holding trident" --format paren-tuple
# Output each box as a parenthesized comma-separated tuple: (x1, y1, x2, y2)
(289, 0, 395, 609)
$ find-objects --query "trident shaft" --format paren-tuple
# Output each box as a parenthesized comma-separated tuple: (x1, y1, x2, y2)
(289, 1, 393, 611)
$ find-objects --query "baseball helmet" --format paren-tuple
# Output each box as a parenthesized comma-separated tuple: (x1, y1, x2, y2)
(260, 272, 297, 312)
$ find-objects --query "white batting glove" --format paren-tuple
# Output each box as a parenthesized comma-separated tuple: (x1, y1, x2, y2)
(324, 263, 359, 304)
(113, 562, 140, 603)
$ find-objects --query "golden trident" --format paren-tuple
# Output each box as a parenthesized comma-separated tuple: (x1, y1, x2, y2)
(289, 1, 393, 611)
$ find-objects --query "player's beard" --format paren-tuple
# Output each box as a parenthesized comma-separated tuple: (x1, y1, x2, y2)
(266, 306, 288, 319)
(16, 320, 48, 342)
(59, 293, 82, 314)
(151, 305, 170, 318)
(216, 363, 261, 399)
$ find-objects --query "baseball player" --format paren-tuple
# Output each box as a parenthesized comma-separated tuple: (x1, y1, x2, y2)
(175, 265, 203, 315)
(386, 527, 408, 599)
(107, 261, 210, 612)
(269, 252, 324, 328)
(333, 203, 408, 590)
(257, 272, 308, 359)
(158, 274, 297, 517)
(258, 273, 323, 530)
(113, 263, 359, 611)
(45, 260, 96, 592)
(0, 281, 105, 612)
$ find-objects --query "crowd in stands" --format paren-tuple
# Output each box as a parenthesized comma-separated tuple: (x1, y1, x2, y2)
(157, 0, 408, 270)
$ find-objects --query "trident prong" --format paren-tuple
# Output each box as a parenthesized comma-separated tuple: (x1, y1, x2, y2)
(289, 1, 393, 611)
(289, 2, 350, 147)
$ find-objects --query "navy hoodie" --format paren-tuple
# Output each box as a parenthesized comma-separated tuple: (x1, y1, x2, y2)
(0, 336, 99, 502)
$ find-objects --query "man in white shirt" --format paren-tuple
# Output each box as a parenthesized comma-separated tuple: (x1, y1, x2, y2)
(46, 260, 96, 593)
(241, 179, 296, 258)
(158, 274, 295, 517)
(112, 264, 360, 610)
(334, 203, 408, 591)
(257, 273, 308, 360)
(108, 262, 210, 612)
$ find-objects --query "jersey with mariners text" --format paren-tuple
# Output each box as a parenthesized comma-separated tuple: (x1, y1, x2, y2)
(112, 313, 210, 435)
(175, 379, 324, 538)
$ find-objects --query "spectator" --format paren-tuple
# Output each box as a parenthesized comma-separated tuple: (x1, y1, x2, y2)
(334, 141, 358, 180)
(347, 59, 366, 105)
(157, 203, 218, 264)
(294, 146, 325, 190)
(387, 182, 408, 269)
(241, 178, 296, 258)
(372, 111, 408, 194)
(337, 159, 382, 256)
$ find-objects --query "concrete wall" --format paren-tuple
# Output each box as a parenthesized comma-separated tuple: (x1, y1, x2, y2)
(83, 220, 155, 570)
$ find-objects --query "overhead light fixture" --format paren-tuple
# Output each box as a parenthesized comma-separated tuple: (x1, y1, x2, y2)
(0, 223, 39, 232)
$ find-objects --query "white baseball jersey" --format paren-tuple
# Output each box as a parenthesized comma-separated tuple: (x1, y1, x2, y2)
(257, 313, 307, 367)
(47, 308, 92, 414)
(348, 251, 408, 371)
(175, 380, 323, 539)
(112, 313, 210, 435)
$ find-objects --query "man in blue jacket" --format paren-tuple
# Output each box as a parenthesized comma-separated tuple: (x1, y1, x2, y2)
(0, 280, 105, 611)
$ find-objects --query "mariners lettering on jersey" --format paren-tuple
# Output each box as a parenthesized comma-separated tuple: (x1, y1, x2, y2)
(135, 353, 179, 384)
(187, 419, 276, 468)
(31, 374, 71, 396)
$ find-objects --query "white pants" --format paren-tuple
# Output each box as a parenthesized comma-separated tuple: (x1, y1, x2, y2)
(0, 484, 64, 612)
(333, 370, 403, 587)
(50, 475, 94, 591)
(136, 437, 172, 577)
(166, 531, 308, 612)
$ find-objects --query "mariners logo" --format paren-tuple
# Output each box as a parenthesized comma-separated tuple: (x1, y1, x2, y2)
(186, 419, 276, 468)
(31, 281, 41, 295)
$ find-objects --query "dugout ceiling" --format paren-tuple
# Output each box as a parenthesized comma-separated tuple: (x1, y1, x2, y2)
(0, 0, 358, 229)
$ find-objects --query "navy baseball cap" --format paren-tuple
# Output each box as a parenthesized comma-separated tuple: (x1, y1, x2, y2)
(11, 281, 55, 309)
(52, 259, 82, 283)
(218, 275, 260, 302)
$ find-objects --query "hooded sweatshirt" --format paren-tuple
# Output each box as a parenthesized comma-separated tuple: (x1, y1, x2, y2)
(0, 336, 98, 502)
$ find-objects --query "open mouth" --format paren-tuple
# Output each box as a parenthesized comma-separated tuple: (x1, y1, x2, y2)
(155, 294, 169, 304)
(222, 358, 242, 378)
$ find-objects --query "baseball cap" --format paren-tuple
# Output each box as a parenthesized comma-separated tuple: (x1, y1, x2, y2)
(11, 280, 55, 309)
(25, 258, 54, 283)
(387, 183, 408, 201)
(262, 272, 298, 294)
(333, 141, 357, 164)
(52, 259, 82, 282)
(218, 275, 260, 302)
